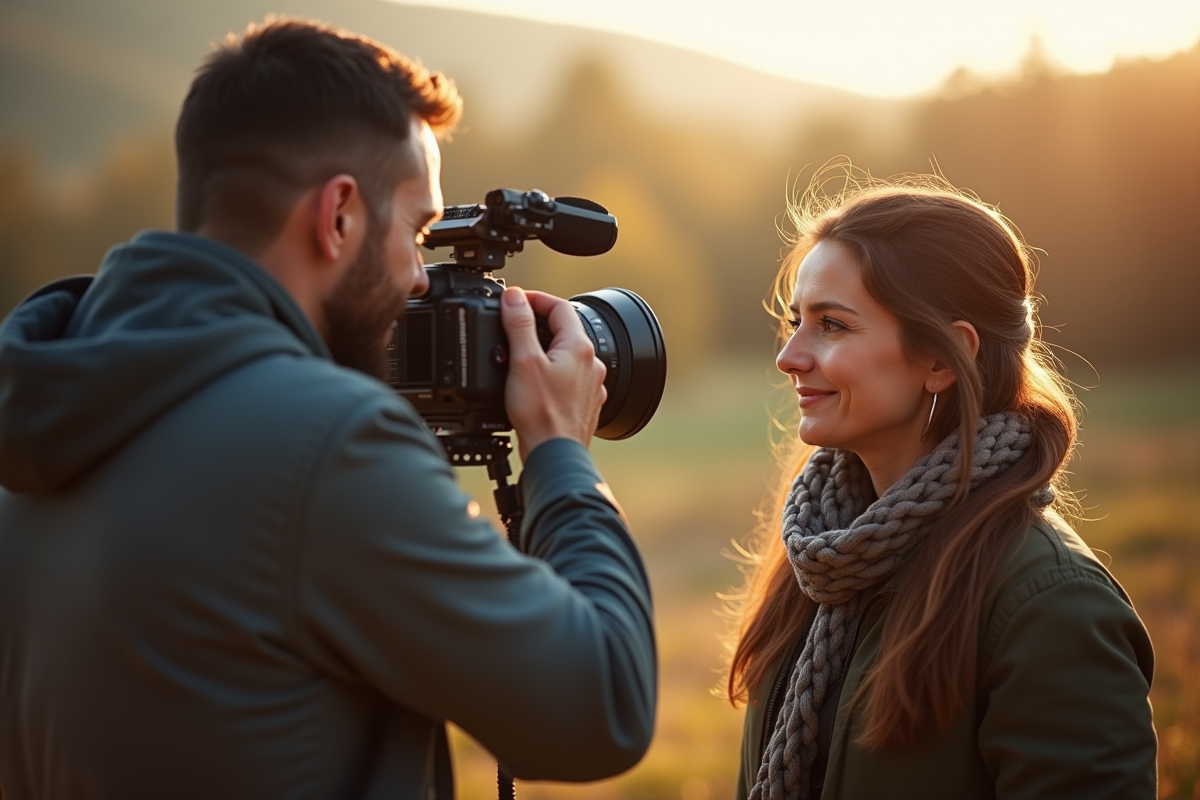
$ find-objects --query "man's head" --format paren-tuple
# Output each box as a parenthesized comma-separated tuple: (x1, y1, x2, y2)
(175, 17, 460, 250)
(175, 18, 461, 377)
(320, 118, 444, 377)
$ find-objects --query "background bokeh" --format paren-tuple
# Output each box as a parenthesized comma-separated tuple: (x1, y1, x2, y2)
(3, 1, 1198, 797)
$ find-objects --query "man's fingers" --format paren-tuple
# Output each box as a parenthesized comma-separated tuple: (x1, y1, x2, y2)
(500, 287, 545, 362)
(500, 288, 608, 458)
(522, 290, 566, 320)
(504, 288, 598, 373)
(522, 290, 588, 350)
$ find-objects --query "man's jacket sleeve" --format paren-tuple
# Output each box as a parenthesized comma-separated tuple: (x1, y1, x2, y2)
(290, 394, 656, 780)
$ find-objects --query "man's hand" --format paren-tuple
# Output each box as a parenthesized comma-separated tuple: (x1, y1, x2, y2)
(500, 287, 607, 461)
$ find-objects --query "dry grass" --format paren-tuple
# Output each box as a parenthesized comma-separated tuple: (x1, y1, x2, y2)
(1072, 426, 1200, 800)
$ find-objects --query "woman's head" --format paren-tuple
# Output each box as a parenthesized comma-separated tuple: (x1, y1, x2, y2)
(773, 174, 1071, 491)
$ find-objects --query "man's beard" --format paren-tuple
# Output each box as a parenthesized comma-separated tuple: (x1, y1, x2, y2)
(322, 223, 405, 380)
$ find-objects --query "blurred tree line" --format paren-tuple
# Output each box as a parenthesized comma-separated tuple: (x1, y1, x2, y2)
(0, 136, 175, 312)
(2, 38, 1197, 374)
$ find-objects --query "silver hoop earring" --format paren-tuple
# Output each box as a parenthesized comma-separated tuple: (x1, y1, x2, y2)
(921, 392, 938, 442)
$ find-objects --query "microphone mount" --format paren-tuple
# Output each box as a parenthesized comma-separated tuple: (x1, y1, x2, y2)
(423, 188, 618, 273)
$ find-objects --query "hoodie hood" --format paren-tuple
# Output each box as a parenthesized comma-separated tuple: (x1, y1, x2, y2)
(0, 230, 328, 493)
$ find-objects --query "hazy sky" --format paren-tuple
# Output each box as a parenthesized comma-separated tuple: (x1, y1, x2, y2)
(393, 0, 1200, 96)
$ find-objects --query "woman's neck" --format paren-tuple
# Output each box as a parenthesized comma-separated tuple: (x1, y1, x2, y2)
(859, 438, 937, 497)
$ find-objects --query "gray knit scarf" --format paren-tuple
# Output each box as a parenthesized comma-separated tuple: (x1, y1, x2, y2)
(749, 412, 1054, 800)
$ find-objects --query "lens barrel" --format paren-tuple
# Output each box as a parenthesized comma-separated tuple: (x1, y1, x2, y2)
(570, 288, 667, 440)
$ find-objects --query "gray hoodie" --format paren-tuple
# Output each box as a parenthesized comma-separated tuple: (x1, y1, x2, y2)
(0, 230, 656, 799)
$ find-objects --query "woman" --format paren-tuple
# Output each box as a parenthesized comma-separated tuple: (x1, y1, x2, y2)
(726, 172, 1156, 799)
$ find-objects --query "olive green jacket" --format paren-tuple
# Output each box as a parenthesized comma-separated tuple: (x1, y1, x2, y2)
(736, 514, 1156, 800)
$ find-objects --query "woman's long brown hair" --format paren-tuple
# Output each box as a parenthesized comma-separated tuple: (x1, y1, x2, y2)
(723, 168, 1080, 748)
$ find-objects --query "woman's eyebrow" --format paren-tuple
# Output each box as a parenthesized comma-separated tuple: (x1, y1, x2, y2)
(789, 300, 859, 316)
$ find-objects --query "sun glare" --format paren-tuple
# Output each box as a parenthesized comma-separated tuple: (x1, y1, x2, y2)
(397, 0, 1200, 96)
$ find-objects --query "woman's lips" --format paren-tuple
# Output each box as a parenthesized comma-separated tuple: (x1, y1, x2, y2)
(797, 388, 835, 408)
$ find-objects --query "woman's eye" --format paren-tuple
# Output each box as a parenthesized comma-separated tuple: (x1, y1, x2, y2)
(819, 316, 845, 333)
(785, 318, 801, 332)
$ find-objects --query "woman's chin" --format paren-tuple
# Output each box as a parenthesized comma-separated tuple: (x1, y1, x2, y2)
(798, 420, 835, 448)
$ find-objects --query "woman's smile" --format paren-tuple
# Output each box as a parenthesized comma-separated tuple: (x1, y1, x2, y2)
(796, 386, 836, 408)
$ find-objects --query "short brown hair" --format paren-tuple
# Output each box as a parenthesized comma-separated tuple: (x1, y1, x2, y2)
(175, 17, 461, 252)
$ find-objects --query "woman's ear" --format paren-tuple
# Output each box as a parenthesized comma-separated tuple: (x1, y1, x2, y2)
(926, 321, 979, 394)
(952, 320, 980, 359)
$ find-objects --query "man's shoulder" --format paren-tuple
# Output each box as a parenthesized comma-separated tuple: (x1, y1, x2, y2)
(183, 351, 427, 446)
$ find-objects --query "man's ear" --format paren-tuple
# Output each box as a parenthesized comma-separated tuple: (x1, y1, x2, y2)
(313, 174, 366, 265)
(926, 320, 980, 394)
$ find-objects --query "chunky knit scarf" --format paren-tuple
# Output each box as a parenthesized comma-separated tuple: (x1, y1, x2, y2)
(749, 412, 1054, 800)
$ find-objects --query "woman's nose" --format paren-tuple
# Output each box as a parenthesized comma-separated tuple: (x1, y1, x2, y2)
(776, 332, 813, 375)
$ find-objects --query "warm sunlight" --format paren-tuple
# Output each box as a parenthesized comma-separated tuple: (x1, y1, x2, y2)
(396, 0, 1200, 96)
(3, 2, 1198, 796)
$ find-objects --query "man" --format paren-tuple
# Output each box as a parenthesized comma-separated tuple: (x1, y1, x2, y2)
(0, 18, 656, 799)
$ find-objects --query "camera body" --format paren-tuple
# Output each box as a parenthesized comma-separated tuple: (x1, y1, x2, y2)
(387, 266, 509, 434)
(386, 188, 666, 442)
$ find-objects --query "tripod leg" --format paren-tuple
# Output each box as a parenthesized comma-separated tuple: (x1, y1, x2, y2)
(487, 447, 524, 548)
(488, 444, 523, 798)
(497, 765, 516, 800)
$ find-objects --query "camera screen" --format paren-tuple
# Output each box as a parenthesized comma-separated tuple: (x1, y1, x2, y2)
(388, 309, 434, 390)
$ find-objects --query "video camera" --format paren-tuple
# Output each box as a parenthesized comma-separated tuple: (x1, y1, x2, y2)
(386, 188, 667, 457)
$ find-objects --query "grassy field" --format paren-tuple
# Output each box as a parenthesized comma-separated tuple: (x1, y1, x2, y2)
(450, 356, 1200, 799)
(1067, 365, 1200, 799)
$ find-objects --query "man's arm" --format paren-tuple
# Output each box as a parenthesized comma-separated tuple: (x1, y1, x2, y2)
(291, 288, 655, 780)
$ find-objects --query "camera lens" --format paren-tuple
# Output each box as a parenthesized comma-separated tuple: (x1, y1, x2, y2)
(569, 289, 667, 440)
